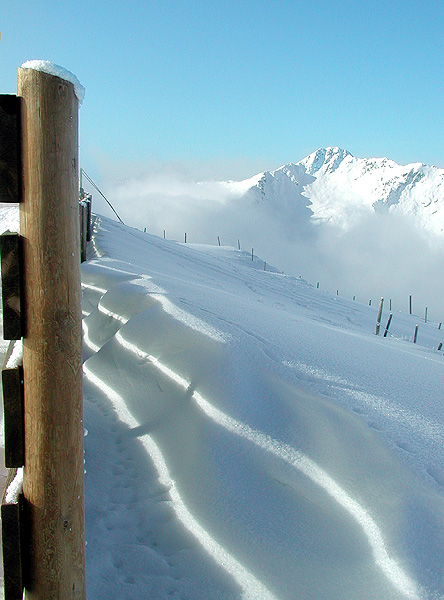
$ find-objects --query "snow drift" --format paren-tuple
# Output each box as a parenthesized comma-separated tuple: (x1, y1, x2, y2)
(1, 202, 444, 598)
(78, 215, 444, 600)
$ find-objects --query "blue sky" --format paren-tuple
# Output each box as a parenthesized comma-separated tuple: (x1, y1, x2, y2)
(2, 0, 444, 180)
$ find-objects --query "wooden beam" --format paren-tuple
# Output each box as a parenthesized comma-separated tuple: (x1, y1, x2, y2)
(79, 201, 87, 263)
(0, 95, 22, 203)
(2, 366, 24, 468)
(0, 233, 23, 340)
(18, 66, 85, 600)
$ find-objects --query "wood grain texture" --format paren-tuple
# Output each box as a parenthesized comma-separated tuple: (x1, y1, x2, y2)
(17, 67, 85, 600)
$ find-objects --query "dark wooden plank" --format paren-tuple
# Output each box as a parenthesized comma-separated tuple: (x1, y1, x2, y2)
(0, 234, 23, 340)
(85, 195, 92, 241)
(0, 95, 22, 203)
(79, 202, 87, 262)
(1, 468, 24, 600)
(2, 367, 24, 468)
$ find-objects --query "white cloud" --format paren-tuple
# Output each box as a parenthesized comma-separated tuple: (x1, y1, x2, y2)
(85, 163, 444, 324)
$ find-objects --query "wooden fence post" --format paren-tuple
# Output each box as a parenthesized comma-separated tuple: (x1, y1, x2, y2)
(383, 313, 393, 337)
(375, 297, 384, 335)
(17, 66, 85, 599)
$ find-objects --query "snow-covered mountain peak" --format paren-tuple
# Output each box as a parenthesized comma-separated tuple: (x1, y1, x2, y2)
(247, 148, 444, 235)
(297, 147, 353, 175)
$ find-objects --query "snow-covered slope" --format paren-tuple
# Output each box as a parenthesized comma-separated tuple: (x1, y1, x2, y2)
(77, 216, 444, 600)
(244, 163, 315, 226)
(1, 209, 444, 598)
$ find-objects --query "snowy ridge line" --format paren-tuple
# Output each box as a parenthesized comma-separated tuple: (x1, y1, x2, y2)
(85, 258, 146, 279)
(81, 282, 108, 295)
(97, 300, 129, 324)
(114, 330, 420, 599)
(82, 363, 279, 600)
(146, 292, 227, 342)
(82, 320, 101, 354)
(83, 255, 227, 342)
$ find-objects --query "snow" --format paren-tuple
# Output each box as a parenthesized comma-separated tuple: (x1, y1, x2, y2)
(295, 147, 444, 234)
(100, 147, 444, 326)
(2, 207, 444, 599)
(5, 340, 22, 369)
(78, 216, 444, 599)
(20, 60, 85, 104)
(4, 468, 23, 505)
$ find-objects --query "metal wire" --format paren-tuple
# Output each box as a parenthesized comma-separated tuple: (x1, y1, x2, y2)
(80, 168, 124, 224)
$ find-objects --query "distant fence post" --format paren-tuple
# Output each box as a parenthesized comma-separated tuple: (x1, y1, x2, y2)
(375, 297, 384, 335)
(18, 66, 86, 599)
(383, 313, 393, 337)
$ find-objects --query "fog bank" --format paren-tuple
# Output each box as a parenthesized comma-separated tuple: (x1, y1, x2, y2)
(87, 170, 444, 324)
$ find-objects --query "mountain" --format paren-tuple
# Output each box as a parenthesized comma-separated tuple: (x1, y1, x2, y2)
(237, 147, 444, 235)
(84, 147, 444, 323)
